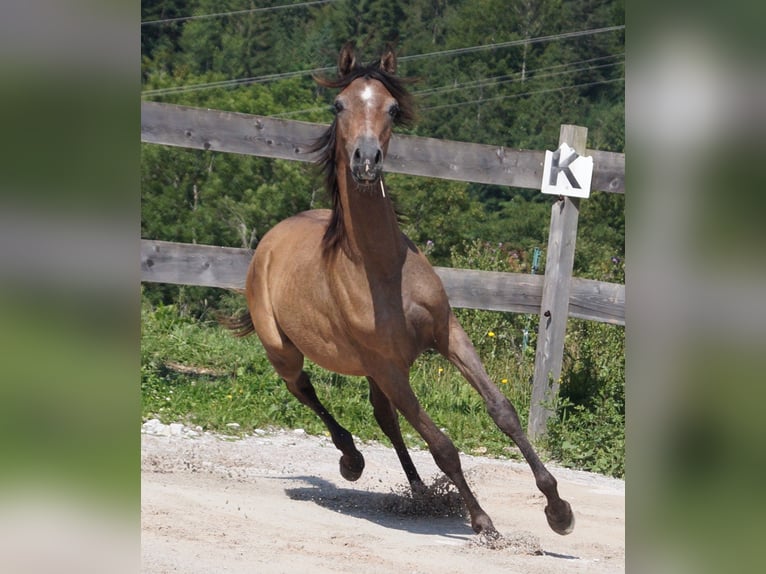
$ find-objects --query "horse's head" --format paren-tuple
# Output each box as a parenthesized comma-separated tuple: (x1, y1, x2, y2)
(322, 42, 414, 187)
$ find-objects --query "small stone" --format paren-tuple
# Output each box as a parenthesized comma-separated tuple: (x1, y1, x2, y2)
(142, 418, 171, 436)
(226, 422, 241, 430)
(169, 423, 184, 436)
(141, 418, 161, 433)
(293, 428, 306, 435)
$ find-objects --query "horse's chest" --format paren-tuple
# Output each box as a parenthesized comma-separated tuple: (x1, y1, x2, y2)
(336, 285, 431, 353)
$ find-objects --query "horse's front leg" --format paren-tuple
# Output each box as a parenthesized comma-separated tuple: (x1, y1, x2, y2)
(436, 313, 575, 535)
(263, 342, 364, 482)
(367, 376, 423, 489)
(286, 370, 365, 481)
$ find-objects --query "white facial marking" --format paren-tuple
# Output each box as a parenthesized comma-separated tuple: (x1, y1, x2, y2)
(360, 85, 374, 102)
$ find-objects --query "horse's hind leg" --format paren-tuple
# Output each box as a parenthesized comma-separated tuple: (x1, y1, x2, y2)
(264, 344, 365, 481)
(437, 313, 575, 535)
(367, 377, 423, 488)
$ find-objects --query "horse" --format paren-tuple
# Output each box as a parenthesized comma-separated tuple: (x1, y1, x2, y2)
(226, 42, 574, 537)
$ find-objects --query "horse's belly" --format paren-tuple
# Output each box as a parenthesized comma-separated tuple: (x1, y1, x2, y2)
(283, 323, 369, 376)
(279, 309, 426, 377)
(304, 345, 368, 377)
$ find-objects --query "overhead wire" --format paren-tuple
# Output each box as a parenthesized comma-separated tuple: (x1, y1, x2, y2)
(266, 54, 624, 118)
(143, 67, 334, 97)
(141, 0, 337, 26)
(414, 55, 624, 97)
(141, 25, 625, 98)
(420, 77, 625, 113)
(398, 26, 624, 62)
(269, 76, 625, 119)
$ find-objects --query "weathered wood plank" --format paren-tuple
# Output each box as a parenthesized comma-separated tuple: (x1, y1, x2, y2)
(387, 137, 545, 189)
(433, 267, 543, 315)
(141, 101, 625, 193)
(141, 101, 322, 164)
(588, 149, 625, 195)
(141, 240, 253, 290)
(139, 240, 624, 325)
(529, 125, 587, 440)
(569, 277, 625, 325)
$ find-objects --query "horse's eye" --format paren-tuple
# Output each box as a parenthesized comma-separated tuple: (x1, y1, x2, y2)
(332, 100, 344, 115)
(388, 103, 400, 118)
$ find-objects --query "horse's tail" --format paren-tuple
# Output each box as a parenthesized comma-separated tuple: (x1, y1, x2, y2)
(219, 310, 255, 338)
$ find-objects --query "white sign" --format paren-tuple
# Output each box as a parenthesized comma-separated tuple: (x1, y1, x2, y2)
(541, 142, 593, 198)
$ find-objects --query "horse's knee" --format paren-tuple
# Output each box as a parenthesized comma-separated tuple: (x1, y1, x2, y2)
(486, 395, 523, 434)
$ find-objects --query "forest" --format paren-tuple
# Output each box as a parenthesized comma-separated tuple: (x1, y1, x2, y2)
(140, 0, 625, 477)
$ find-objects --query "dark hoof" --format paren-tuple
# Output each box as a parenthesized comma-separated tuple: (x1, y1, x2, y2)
(545, 499, 575, 535)
(339, 452, 365, 481)
(471, 514, 496, 535)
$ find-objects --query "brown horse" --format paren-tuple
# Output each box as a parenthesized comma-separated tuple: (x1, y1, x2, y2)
(227, 42, 574, 537)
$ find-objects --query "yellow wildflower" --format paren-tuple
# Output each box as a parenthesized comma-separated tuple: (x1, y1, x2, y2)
(487, 331, 496, 338)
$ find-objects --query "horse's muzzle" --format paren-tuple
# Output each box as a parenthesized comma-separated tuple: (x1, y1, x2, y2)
(351, 138, 383, 183)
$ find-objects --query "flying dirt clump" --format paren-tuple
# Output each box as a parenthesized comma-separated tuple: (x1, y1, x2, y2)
(381, 475, 466, 518)
(469, 529, 543, 554)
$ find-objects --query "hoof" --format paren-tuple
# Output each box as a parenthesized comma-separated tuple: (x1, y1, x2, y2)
(339, 452, 364, 481)
(409, 479, 427, 496)
(545, 499, 575, 535)
(471, 515, 497, 535)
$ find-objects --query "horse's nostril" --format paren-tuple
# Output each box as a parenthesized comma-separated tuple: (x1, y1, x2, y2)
(374, 150, 382, 164)
(353, 149, 361, 160)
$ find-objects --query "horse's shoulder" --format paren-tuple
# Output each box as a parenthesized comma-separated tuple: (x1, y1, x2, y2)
(402, 251, 449, 302)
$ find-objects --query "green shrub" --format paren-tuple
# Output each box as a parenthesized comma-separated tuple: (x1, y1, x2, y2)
(543, 320, 625, 477)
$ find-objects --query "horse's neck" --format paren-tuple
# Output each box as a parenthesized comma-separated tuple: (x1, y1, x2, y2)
(340, 172, 406, 276)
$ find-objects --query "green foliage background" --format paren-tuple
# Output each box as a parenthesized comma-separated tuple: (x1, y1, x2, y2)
(141, 0, 625, 477)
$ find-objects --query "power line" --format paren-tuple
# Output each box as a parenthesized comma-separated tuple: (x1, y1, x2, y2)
(398, 26, 624, 62)
(271, 77, 626, 119)
(142, 67, 334, 97)
(419, 61, 624, 97)
(415, 55, 624, 97)
(141, 25, 624, 98)
(141, 0, 336, 26)
(420, 77, 625, 112)
(267, 55, 624, 118)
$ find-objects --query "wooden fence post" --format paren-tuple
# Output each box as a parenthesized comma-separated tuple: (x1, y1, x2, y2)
(528, 124, 588, 441)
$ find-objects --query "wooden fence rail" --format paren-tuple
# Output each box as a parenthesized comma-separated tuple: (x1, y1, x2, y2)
(141, 101, 625, 193)
(141, 239, 625, 326)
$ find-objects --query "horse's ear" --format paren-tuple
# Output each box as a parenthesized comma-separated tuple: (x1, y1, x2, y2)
(379, 44, 397, 74)
(338, 42, 357, 76)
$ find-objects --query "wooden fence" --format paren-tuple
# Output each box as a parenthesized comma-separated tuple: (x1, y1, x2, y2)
(140, 239, 624, 324)
(141, 102, 625, 193)
(141, 101, 625, 439)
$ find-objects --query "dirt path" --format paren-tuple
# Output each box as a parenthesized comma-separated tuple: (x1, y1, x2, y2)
(141, 424, 624, 573)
